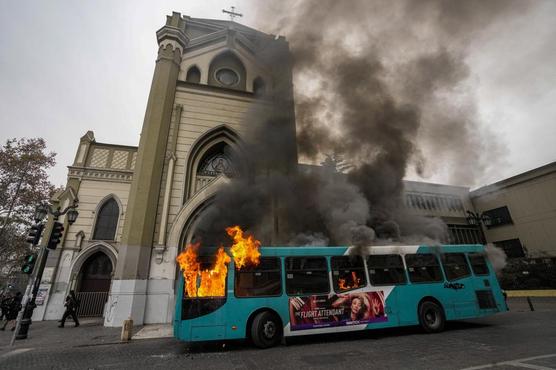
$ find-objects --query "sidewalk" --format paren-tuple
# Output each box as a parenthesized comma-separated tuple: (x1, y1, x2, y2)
(0, 318, 127, 355)
(506, 296, 556, 312)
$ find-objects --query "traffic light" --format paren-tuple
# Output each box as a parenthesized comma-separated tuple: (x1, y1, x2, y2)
(21, 253, 38, 274)
(26, 223, 44, 245)
(47, 221, 64, 250)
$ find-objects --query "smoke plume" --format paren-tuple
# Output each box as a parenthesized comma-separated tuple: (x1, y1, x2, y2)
(193, 0, 529, 247)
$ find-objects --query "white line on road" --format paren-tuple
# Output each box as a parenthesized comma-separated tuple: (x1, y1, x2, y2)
(461, 353, 556, 370)
(0, 348, 32, 359)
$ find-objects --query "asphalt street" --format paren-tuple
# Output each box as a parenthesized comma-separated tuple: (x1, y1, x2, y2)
(0, 300, 555, 369)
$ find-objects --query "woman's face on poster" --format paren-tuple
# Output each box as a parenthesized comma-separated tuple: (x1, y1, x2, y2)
(351, 297, 362, 315)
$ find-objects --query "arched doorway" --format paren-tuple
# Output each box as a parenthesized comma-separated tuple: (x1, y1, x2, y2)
(75, 251, 113, 317)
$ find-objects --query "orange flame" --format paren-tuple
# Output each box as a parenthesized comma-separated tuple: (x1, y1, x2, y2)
(176, 226, 261, 298)
(338, 271, 362, 291)
(197, 247, 231, 297)
(176, 244, 230, 297)
(176, 243, 201, 297)
(226, 225, 261, 269)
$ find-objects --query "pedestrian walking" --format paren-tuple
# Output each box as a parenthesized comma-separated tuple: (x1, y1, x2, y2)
(58, 290, 80, 328)
(0, 290, 8, 321)
(1, 291, 22, 331)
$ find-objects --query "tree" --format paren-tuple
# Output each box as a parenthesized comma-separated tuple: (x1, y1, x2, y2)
(0, 138, 56, 276)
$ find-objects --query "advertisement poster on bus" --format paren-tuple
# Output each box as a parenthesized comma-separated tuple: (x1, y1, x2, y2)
(289, 291, 387, 331)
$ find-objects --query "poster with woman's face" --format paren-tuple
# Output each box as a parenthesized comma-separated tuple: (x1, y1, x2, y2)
(289, 291, 387, 331)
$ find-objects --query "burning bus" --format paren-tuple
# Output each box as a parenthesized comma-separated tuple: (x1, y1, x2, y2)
(174, 227, 507, 348)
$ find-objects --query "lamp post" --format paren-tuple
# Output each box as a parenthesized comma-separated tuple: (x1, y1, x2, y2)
(466, 210, 492, 244)
(11, 199, 79, 344)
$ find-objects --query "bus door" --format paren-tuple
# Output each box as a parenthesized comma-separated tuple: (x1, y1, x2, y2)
(181, 256, 229, 341)
(441, 253, 477, 318)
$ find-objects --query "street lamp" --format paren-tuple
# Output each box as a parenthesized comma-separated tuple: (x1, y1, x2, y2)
(34, 204, 48, 224)
(11, 198, 79, 344)
(466, 210, 492, 244)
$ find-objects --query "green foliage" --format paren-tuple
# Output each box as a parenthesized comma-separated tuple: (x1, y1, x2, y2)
(499, 259, 556, 290)
(0, 138, 56, 275)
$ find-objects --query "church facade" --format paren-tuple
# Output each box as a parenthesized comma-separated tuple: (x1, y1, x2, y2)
(33, 13, 555, 326)
(35, 12, 294, 326)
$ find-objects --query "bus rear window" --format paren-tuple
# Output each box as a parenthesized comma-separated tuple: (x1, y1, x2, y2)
(367, 254, 406, 285)
(468, 253, 489, 275)
(285, 257, 329, 295)
(405, 254, 443, 283)
(442, 253, 471, 281)
(235, 257, 281, 297)
(331, 256, 366, 292)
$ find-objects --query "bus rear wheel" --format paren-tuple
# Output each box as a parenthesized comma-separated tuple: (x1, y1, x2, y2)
(251, 311, 282, 348)
(418, 301, 445, 333)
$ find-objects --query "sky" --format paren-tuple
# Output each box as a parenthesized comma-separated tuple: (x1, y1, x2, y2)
(0, 0, 555, 189)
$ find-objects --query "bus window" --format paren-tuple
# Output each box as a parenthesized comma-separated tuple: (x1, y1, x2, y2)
(468, 253, 489, 275)
(367, 254, 406, 285)
(285, 257, 329, 295)
(441, 253, 471, 281)
(235, 257, 281, 297)
(331, 256, 366, 292)
(405, 254, 443, 283)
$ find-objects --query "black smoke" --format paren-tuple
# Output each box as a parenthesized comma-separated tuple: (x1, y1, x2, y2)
(192, 0, 528, 248)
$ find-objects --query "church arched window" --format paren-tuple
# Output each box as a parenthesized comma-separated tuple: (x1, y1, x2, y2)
(253, 77, 266, 96)
(186, 66, 201, 83)
(93, 198, 119, 241)
(197, 142, 237, 178)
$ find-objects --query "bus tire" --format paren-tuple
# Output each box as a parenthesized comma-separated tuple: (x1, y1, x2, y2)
(250, 311, 282, 349)
(418, 300, 445, 333)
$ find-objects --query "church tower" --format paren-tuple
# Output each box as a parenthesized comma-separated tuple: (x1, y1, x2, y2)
(105, 12, 296, 326)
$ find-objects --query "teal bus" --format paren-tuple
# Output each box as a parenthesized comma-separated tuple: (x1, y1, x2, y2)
(174, 244, 507, 348)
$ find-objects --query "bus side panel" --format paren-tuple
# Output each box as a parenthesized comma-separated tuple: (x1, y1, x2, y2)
(222, 295, 290, 340)
(396, 283, 458, 325)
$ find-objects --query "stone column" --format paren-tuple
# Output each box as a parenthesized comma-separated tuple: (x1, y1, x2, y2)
(105, 12, 188, 327)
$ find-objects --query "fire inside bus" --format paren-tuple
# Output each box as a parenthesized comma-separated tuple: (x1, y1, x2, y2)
(174, 231, 507, 348)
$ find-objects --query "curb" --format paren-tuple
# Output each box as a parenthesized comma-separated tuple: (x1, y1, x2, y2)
(505, 290, 556, 297)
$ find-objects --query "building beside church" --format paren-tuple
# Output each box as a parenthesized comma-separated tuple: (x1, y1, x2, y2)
(32, 12, 556, 326)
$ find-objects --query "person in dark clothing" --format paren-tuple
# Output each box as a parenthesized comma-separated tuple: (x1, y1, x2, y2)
(58, 290, 80, 328)
(1, 292, 22, 331)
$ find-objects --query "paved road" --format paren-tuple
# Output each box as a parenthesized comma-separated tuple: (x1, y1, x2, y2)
(1, 308, 555, 369)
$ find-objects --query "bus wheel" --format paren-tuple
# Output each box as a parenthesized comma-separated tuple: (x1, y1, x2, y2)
(418, 301, 445, 333)
(251, 311, 282, 348)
